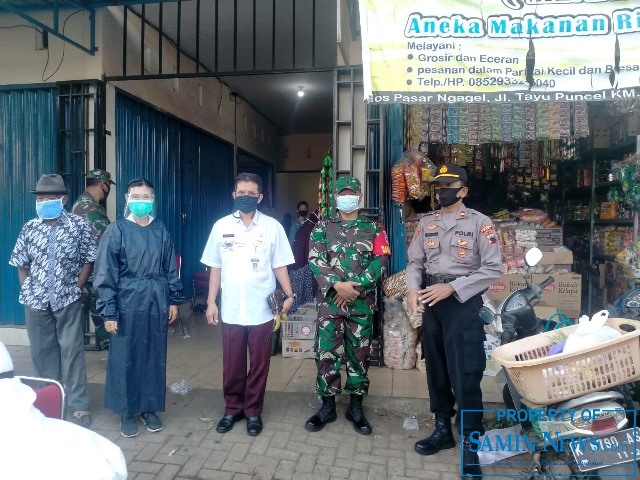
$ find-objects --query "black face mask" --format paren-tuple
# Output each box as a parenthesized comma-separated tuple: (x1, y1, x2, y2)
(435, 187, 463, 207)
(102, 185, 110, 199)
(298, 210, 308, 217)
(234, 195, 259, 214)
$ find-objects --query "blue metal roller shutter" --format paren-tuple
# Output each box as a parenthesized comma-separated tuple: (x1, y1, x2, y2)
(115, 91, 182, 252)
(179, 127, 234, 299)
(0, 86, 58, 326)
(116, 91, 235, 300)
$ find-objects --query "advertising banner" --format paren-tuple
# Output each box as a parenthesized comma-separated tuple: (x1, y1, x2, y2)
(359, 0, 640, 104)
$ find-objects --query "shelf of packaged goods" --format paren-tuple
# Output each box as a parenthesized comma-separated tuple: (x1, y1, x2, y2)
(593, 219, 634, 226)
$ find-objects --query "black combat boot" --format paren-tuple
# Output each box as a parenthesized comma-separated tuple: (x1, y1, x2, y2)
(414, 416, 455, 455)
(304, 395, 337, 432)
(345, 394, 372, 435)
(461, 435, 482, 478)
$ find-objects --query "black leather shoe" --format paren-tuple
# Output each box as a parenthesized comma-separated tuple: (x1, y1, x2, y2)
(414, 416, 456, 456)
(216, 413, 244, 433)
(462, 435, 482, 478)
(345, 394, 372, 435)
(305, 395, 337, 432)
(246, 416, 263, 436)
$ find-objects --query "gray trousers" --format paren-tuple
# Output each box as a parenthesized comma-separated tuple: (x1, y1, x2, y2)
(25, 299, 89, 413)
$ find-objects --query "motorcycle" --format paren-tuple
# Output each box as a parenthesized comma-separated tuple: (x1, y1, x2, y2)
(484, 247, 640, 480)
(608, 285, 640, 321)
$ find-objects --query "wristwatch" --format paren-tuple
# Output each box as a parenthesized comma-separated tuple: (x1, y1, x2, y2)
(284, 292, 296, 299)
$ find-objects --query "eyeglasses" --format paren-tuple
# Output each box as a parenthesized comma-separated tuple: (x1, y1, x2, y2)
(127, 194, 154, 201)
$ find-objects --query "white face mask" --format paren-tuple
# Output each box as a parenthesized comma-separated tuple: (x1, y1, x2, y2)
(336, 194, 360, 213)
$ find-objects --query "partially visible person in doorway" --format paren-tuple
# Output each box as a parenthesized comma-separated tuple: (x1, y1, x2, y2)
(72, 169, 116, 351)
(201, 172, 295, 437)
(280, 212, 292, 237)
(288, 210, 320, 313)
(9, 174, 96, 428)
(291, 209, 319, 270)
(305, 176, 391, 436)
(94, 177, 184, 438)
(0, 341, 128, 480)
(289, 200, 309, 244)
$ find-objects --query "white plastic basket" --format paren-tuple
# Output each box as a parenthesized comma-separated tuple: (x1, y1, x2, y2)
(491, 318, 640, 405)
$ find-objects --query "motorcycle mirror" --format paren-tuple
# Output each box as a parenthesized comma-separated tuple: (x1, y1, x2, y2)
(479, 306, 495, 325)
(524, 247, 543, 267)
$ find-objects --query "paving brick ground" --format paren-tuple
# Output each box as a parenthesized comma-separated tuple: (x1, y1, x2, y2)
(85, 385, 528, 480)
(6, 314, 528, 480)
(8, 343, 530, 479)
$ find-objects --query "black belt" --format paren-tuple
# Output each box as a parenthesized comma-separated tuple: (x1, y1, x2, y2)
(422, 273, 456, 287)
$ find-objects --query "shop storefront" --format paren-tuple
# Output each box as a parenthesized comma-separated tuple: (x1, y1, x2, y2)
(355, 0, 640, 367)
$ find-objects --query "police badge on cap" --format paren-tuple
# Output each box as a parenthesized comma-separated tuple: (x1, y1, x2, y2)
(431, 164, 468, 184)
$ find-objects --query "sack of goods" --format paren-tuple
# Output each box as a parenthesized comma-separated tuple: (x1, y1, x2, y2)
(382, 297, 418, 370)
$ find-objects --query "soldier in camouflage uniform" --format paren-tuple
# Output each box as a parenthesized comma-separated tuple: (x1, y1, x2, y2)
(305, 176, 390, 436)
(72, 169, 113, 240)
(72, 169, 115, 350)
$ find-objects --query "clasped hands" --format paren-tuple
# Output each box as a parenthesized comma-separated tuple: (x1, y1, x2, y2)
(333, 281, 362, 309)
(408, 283, 455, 315)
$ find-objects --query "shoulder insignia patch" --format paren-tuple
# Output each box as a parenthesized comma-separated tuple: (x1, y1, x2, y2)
(485, 232, 498, 245)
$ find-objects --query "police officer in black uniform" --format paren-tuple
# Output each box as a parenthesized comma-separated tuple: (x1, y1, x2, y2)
(406, 164, 501, 478)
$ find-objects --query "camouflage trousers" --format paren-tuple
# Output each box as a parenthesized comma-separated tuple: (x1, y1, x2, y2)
(315, 314, 373, 396)
(82, 280, 110, 350)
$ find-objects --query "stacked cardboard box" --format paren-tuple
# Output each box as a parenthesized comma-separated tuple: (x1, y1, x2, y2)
(486, 273, 581, 319)
(501, 247, 573, 275)
(536, 228, 563, 247)
(282, 302, 317, 359)
(538, 247, 573, 271)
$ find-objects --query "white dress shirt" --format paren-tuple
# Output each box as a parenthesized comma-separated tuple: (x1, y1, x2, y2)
(201, 210, 294, 325)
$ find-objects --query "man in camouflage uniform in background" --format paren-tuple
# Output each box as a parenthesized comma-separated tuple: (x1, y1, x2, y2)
(72, 169, 115, 350)
(305, 176, 390, 436)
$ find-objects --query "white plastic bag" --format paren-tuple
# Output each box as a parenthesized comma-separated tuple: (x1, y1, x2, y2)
(563, 310, 622, 354)
(477, 424, 530, 465)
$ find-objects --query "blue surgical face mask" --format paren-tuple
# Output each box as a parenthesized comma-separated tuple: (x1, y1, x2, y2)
(36, 198, 64, 219)
(336, 194, 360, 213)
